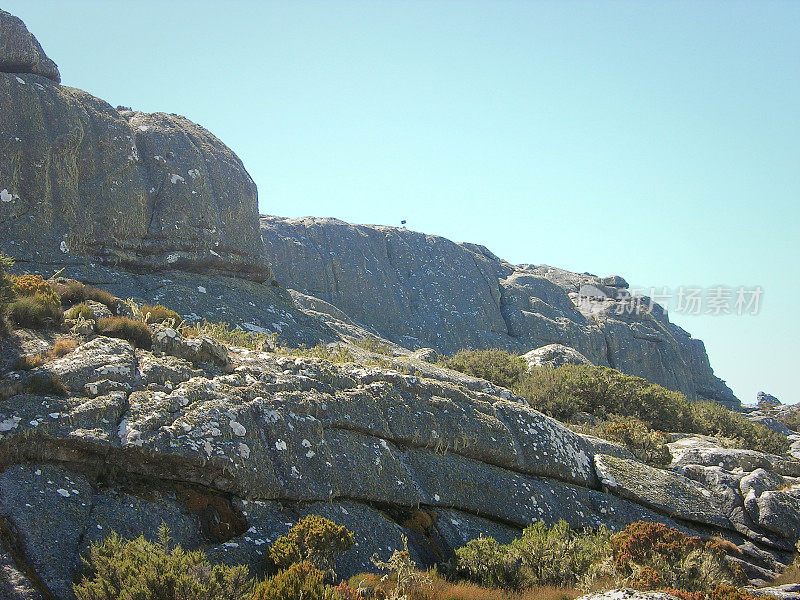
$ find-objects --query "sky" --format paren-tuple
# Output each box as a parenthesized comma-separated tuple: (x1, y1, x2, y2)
(6, 1, 799, 405)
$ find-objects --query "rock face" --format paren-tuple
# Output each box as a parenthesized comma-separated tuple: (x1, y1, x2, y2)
(0, 10, 59, 83)
(0, 334, 793, 599)
(0, 12, 269, 282)
(260, 216, 739, 407)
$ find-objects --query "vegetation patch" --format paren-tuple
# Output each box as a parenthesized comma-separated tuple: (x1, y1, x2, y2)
(65, 302, 96, 321)
(439, 350, 789, 455)
(143, 304, 184, 327)
(269, 515, 355, 576)
(97, 316, 153, 349)
(74, 524, 252, 600)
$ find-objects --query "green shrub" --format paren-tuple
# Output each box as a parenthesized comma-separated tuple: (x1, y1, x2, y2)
(688, 401, 788, 455)
(53, 280, 87, 306)
(24, 372, 68, 396)
(610, 521, 745, 592)
(441, 353, 788, 455)
(184, 320, 270, 351)
(65, 302, 96, 321)
(84, 285, 119, 310)
(592, 416, 672, 466)
(353, 336, 393, 356)
(439, 349, 527, 389)
(74, 524, 252, 600)
(252, 561, 336, 600)
(0, 254, 14, 331)
(97, 316, 153, 349)
(143, 304, 183, 327)
(454, 520, 612, 590)
(269, 515, 354, 575)
(7, 294, 63, 328)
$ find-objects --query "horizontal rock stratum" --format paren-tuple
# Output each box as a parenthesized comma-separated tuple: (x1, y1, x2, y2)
(0, 330, 795, 599)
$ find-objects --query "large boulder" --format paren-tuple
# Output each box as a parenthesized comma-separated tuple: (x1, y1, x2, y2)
(0, 13, 270, 282)
(523, 344, 593, 369)
(0, 10, 59, 82)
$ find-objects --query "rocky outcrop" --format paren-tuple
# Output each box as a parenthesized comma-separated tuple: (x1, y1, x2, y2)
(0, 9, 59, 83)
(260, 216, 738, 407)
(523, 344, 593, 369)
(0, 11, 269, 282)
(0, 333, 794, 598)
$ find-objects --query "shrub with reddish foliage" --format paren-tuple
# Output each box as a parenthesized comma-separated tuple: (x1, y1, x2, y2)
(610, 522, 745, 592)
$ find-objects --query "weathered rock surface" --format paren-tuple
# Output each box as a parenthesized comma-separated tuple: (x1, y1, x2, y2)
(0, 10, 59, 83)
(0, 333, 794, 598)
(523, 344, 593, 368)
(260, 216, 739, 407)
(0, 14, 269, 282)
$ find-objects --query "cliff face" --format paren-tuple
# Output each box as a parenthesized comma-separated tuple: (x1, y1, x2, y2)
(0, 10, 270, 282)
(260, 216, 738, 407)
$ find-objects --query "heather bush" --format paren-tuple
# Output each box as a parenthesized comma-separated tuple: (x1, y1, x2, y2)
(589, 416, 672, 466)
(97, 316, 153, 349)
(7, 294, 63, 328)
(184, 320, 271, 351)
(74, 524, 252, 600)
(51, 338, 79, 357)
(11, 274, 60, 304)
(24, 372, 68, 396)
(65, 302, 96, 321)
(439, 349, 527, 389)
(269, 515, 354, 576)
(53, 280, 119, 311)
(353, 336, 394, 356)
(143, 304, 183, 327)
(441, 352, 788, 454)
(454, 521, 612, 591)
(252, 561, 336, 600)
(610, 522, 745, 592)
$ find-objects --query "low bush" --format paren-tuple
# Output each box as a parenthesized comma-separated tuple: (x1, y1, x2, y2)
(51, 338, 79, 357)
(252, 561, 336, 600)
(7, 294, 63, 328)
(97, 316, 153, 349)
(353, 336, 393, 356)
(143, 304, 183, 327)
(83, 285, 119, 310)
(54, 280, 119, 311)
(14, 354, 45, 370)
(65, 303, 96, 321)
(269, 515, 354, 575)
(454, 520, 612, 591)
(74, 524, 252, 600)
(440, 352, 788, 455)
(590, 416, 672, 466)
(689, 401, 788, 455)
(11, 274, 60, 304)
(439, 349, 527, 390)
(24, 372, 68, 396)
(184, 320, 271, 351)
(610, 522, 745, 592)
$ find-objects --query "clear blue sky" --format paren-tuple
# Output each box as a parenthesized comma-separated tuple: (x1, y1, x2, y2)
(7, 1, 799, 404)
